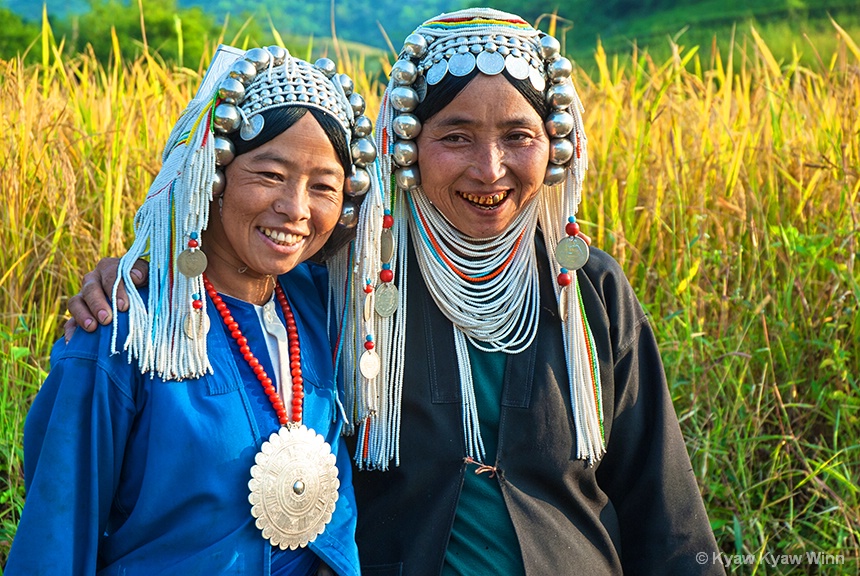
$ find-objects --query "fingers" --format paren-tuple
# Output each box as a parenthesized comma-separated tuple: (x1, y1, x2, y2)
(67, 257, 150, 338)
(63, 316, 78, 343)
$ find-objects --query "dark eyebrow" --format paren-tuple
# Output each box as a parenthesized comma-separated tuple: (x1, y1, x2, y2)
(244, 149, 344, 178)
(432, 114, 543, 130)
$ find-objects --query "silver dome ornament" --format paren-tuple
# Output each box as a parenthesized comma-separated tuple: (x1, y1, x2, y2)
(545, 111, 574, 138)
(213, 136, 235, 166)
(395, 166, 420, 190)
(392, 140, 418, 166)
(338, 200, 359, 228)
(213, 103, 241, 133)
(345, 168, 371, 197)
(547, 81, 575, 109)
(212, 169, 226, 196)
(351, 138, 377, 167)
(244, 48, 272, 72)
(539, 35, 561, 60)
(218, 77, 246, 104)
(390, 59, 418, 85)
(389, 86, 419, 112)
(314, 58, 337, 79)
(392, 114, 421, 140)
(402, 33, 428, 58)
(229, 59, 257, 86)
(353, 116, 373, 138)
(548, 138, 574, 165)
(349, 93, 366, 117)
(544, 164, 567, 186)
(547, 57, 573, 83)
(338, 73, 354, 96)
(267, 45, 288, 66)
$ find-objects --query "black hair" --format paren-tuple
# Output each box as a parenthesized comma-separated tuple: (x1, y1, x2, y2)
(229, 106, 352, 173)
(414, 68, 547, 124)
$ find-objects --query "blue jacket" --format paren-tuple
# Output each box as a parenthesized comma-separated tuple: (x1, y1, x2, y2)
(5, 263, 360, 576)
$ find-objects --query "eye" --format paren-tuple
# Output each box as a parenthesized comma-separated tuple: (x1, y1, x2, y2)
(258, 171, 284, 182)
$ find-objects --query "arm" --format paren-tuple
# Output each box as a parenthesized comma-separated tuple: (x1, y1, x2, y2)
(596, 308, 724, 575)
(4, 332, 138, 574)
(64, 257, 148, 340)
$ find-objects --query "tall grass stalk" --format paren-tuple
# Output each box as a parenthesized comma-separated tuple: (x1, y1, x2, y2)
(1, 17, 858, 574)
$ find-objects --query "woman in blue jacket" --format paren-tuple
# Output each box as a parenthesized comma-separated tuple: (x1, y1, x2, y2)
(5, 44, 379, 576)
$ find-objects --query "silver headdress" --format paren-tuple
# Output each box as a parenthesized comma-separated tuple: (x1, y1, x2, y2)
(340, 8, 604, 469)
(113, 44, 379, 380)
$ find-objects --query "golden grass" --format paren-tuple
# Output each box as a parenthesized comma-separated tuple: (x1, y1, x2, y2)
(1, 20, 858, 570)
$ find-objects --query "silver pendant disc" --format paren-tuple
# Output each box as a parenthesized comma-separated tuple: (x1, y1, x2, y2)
(380, 229, 395, 263)
(359, 349, 381, 379)
(176, 249, 208, 278)
(448, 52, 476, 77)
(248, 425, 339, 551)
(374, 283, 399, 317)
(183, 311, 210, 340)
(558, 286, 569, 323)
(554, 236, 590, 270)
(476, 50, 505, 75)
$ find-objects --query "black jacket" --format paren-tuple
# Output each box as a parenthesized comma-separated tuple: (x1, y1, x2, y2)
(349, 241, 724, 576)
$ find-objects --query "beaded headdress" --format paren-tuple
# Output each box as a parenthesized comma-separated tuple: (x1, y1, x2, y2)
(113, 44, 378, 380)
(337, 8, 604, 469)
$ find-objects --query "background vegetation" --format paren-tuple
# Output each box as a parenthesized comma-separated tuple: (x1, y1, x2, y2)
(1, 2, 859, 574)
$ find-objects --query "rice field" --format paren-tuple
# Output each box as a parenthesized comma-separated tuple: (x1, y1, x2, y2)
(1, 16, 858, 574)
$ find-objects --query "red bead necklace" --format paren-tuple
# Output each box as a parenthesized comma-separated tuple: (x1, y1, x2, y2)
(203, 274, 303, 425)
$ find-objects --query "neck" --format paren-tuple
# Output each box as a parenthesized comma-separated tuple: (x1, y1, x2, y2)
(201, 246, 275, 305)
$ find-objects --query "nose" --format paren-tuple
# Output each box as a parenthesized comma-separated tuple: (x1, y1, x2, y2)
(274, 183, 312, 222)
(470, 141, 506, 183)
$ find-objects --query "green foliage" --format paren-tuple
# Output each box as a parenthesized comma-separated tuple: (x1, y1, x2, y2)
(0, 8, 40, 59)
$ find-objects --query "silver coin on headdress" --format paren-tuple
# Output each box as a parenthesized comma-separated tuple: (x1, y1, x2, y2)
(240, 114, 265, 141)
(426, 61, 448, 85)
(476, 50, 506, 76)
(448, 52, 476, 77)
(504, 55, 530, 80)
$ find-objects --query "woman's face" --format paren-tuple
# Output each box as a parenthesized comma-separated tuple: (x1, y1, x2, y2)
(416, 73, 549, 239)
(206, 113, 345, 280)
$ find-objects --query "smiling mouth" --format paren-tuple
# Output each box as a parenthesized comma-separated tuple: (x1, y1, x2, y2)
(259, 227, 303, 247)
(457, 191, 508, 209)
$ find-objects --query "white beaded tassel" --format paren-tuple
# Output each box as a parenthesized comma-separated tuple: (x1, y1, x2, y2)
(112, 94, 216, 380)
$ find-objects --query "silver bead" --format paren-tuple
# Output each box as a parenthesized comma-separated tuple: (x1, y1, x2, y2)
(267, 45, 288, 66)
(392, 140, 418, 166)
(212, 169, 226, 195)
(218, 77, 246, 104)
(349, 92, 366, 117)
(390, 59, 418, 85)
(351, 138, 377, 167)
(402, 33, 428, 58)
(389, 86, 419, 112)
(244, 47, 272, 72)
(229, 59, 257, 86)
(545, 111, 574, 138)
(353, 115, 373, 138)
(544, 164, 567, 186)
(547, 57, 572, 82)
(395, 166, 421, 190)
(213, 136, 235, 166)
(392, 114, 422, 140)
(213, 103, 241, 133)
(548, 138, 574, 165)
(547, 81, 575, 109)
(345, 168, 371, 197)
(539, 35, 561, 60)
(314, 58, 337, 79)
(338, 73, 354, 96)
(338, 199, 359, 228)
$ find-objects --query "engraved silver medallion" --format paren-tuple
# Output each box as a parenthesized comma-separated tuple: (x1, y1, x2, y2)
(426, 61, 448, 85)
(248, 425, 339, 551)
(359, 349, 381, 379)
(176, 249, 208, 278)
(448, 52, 476, 77)
(363, 291, 374, 322)
(374, 283, 399, 318)
(554, 236, 589, 271)
(476, 50, 505, 75)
